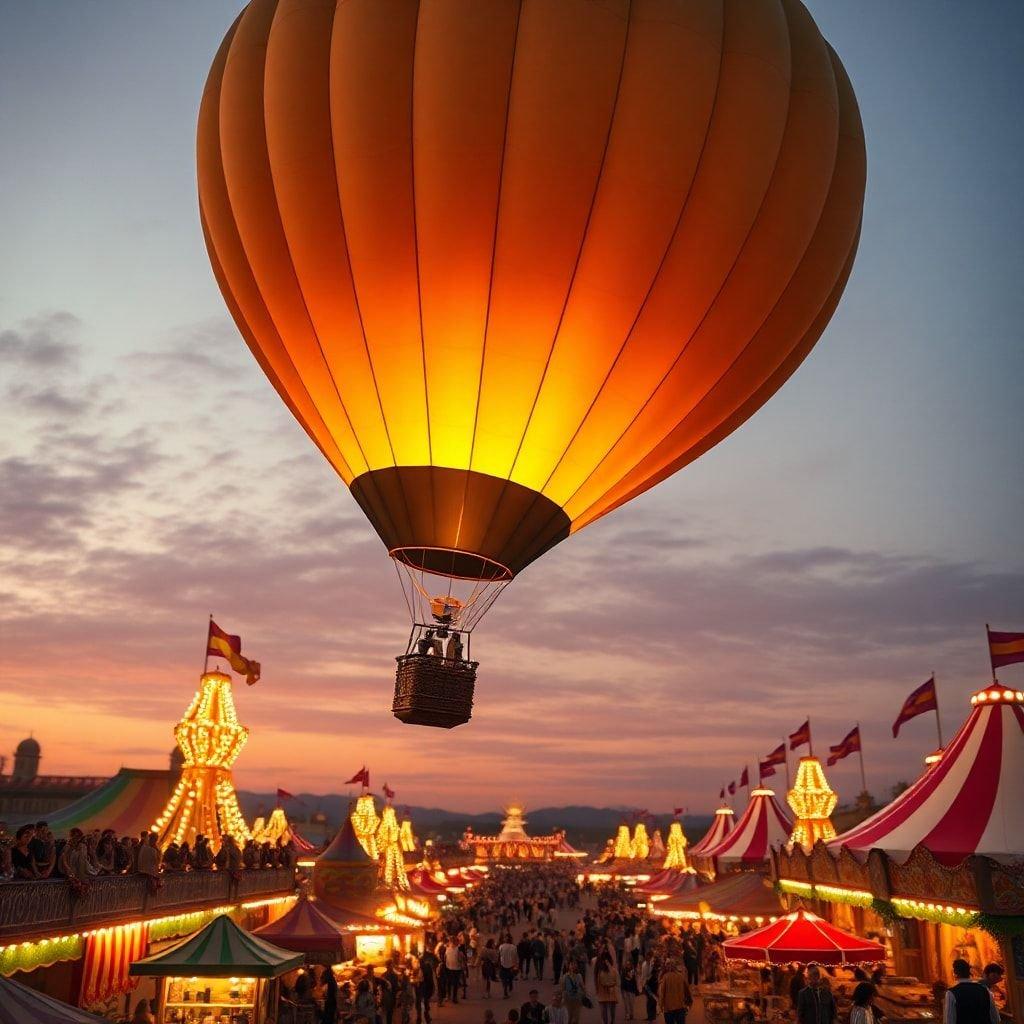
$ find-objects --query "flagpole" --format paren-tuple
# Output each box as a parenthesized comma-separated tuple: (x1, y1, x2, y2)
(933, 673, 944, 747)
(807, 718, 814, 758)
(856, 722, 867, 794)
(986, 625, 997, 683)
(783, 739, 791, 789)
(202, 613, 212, 676)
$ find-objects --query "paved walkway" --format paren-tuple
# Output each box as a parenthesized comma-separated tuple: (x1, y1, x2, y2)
(425, 899, 707, 1024)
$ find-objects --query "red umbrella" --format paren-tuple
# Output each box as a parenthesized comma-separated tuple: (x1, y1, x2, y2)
(722, 909, 886, 965)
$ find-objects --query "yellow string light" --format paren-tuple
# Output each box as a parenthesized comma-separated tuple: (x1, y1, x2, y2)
(786, 756, 838, 851)
(662, 821, 690, 870)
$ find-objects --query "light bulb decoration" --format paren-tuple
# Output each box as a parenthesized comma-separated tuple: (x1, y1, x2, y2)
(786, 756, 838, 851)
(352, 793, 381, 859)
(613, 825, 633, 860)
(630, 823, 650, 861)
(377, 805, 410, 891)
(399, 818, 417, 854)
(663, 820, 690, 870)
(149, 672, 252, 851)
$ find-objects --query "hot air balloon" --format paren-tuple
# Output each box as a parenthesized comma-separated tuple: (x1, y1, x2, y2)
(198, 0, 866, 727)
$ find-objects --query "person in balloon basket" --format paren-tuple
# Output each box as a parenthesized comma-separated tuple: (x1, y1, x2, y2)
(943, 959, 1000, 1024)
(796, 965, 836, 1024)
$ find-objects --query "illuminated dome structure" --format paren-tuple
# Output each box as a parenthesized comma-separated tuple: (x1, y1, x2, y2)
(663, 820, 690, 870)
(377, 804, 410, 891)
(462, 804, 572, 862)
(351, 793, 381, 859)
(613, 824, 633, 860)
(631, 822, 651, 860)
(150, 671, 251, 851)
(787, 756, 838, 850)
(649, 829, 666, 863)
(399, 817, 418, 854)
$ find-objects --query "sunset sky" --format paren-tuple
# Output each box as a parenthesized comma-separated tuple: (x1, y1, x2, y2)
(2, 2, 1022, 813)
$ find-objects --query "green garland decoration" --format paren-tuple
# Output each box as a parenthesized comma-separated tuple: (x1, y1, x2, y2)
(870, 898, 899, 925)
(0, 934, 84, 977)
(972, 913, 1024, 940)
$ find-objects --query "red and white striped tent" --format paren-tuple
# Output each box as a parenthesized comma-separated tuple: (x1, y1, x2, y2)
(633, 868, 701, 898)
(701, 788, 792, 868)
(831, 685, 1024, 865)
(690, 805, 735, 858)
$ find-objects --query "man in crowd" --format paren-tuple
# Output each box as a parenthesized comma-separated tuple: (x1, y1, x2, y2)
(797, 965, 837, 1024)
(521, 989, 546, 1024)
(944, 959, 1000, 1024)
(657, 958, 693, 1024)
(499, 935, 518, 998)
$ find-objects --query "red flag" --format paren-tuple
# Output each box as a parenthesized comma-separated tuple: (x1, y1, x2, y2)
(727, 781, 736, 796)
(827, 726, 862, 767)
(206, 620, 261, 686)
(673, 807, 685, 816)
(739, 766, 749, 787)
(276, 788, 295, 801)
(383, 783, 396, 799)
(345, 767, 370, 787)
(764, 743, 787, 766)
(759, 758, 777, 779)
(892, 677, 938, 738)
(988, 627, 1024, 671)
(789, 719, 811, 751)
(718, 788, 725, 800)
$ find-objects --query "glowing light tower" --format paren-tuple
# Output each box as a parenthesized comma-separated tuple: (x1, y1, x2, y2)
(663, 820, 690, 870)
(399, 818, 417, 854)
(630, 822, 650, 860)
(351, 793, 381, 859)
(787, 756, 838, 851)
(613, 825, 633, 860)
(150, 671, 251, 851)
(377, 804, 410, 891)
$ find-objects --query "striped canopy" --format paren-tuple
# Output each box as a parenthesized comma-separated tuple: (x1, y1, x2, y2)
(254, 897, 347, 953)
(41, 769, 176, 837)
(0, 976, 108, 1024)
(689, 805, 735, 857)
(703, 789, 792, 867)
(652, 870, 782, 922)
(831, 686, 1024, 865)
(723, 909, 886, 965)
(129, 914, 303, 978)
(633, 868, 700, 897)
(407, 868, 449, 897)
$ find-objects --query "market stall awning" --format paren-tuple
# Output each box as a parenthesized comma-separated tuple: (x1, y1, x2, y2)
(253, 896, 348, 953)
(129, 914, 303, 978)
(0, 975, 109, 1024)
(690, 805, 735, 858)
(723, 909, 886, 965)
(701, 789, 792, 867)
(829, 685, 1024, 865)
(651, 870, 782, 923)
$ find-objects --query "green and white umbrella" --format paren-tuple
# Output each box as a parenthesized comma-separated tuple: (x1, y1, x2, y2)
(129, 914, 303, 979)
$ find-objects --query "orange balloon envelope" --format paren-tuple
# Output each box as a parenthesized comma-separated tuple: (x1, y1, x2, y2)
(198, 0, 865, 617)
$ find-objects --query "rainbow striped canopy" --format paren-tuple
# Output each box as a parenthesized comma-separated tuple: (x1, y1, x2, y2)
(42, 769, 176, 837)
(129, 915, 303, 978)
(0, 975, 108, 1024)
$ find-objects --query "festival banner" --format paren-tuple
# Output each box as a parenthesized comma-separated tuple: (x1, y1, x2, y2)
(789, 719, 811, 751)
(892, 677, 938, 737)
(827, 726, 862, 767)
(988, 626, 1024, 670)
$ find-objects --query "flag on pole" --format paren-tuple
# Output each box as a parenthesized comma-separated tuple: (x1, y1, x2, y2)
(383, 783, 396, 800)
(276, 788, 295, 801)
(827, 726, 862, 767)
(988, 627, 1024, 670)
(719, 788, 725, 800)
(764, 743, 787, 766)
(673, 807, 685, 816)
(892, 677, 938, 737)
(759, 758, 777, 779)
(739, 766, 749, 787)
(206, 620, 261, 686)
(727, 781, 736, 796)
(789, 719, 811, 751)
(345, 766, 370, 787)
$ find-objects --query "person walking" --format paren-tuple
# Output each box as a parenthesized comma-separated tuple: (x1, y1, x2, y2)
(796, 966, 837, 1024)
(944, 959, 999, 1024)
(561, 965, 586, 1024)
(657, 959, 692, 1024)
(849, 983, 876, 1024)
(521, 989, 547, 1024)
(596, 952, 622, 1024)
(481, 939, 500, 999)
(552, 933, 566, 985)
(416, 946, 437, 1024)
(621, 957, 639, 1021)
(499, 935, 518, 999)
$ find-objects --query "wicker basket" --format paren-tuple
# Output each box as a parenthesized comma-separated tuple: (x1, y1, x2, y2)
(392, 654, 478, 728)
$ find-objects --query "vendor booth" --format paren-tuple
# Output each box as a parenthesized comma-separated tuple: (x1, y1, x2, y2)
(129, 914, 303, 1024)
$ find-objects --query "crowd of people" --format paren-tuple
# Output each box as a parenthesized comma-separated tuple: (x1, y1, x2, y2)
(0, 819, 297, 884)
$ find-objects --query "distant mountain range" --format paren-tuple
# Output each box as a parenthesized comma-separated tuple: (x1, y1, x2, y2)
(235, 792, 713, 845)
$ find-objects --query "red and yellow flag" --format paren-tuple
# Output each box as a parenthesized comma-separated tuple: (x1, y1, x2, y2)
(988, 626, 1024, 671)
(892, 676, 937, 737)
(206, 620, 261, 686)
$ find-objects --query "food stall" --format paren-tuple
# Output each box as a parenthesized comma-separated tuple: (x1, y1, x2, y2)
(129, 913, 303, 1024)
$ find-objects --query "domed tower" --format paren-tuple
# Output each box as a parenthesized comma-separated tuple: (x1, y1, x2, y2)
(13, 737, 40, 781)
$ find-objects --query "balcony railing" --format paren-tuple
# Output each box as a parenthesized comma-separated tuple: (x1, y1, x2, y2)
(0, 868, 296, 943)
